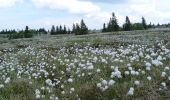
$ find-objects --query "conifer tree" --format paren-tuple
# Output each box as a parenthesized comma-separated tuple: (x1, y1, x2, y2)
(102, 23, 107, 32)
(50, 25, 56, 35)
(80, 19, 88, 35)
(142, 17, 147, 29)
(123, 16, 132, 31)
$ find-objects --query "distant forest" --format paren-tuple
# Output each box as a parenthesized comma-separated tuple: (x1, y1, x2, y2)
(0, 12, 169, 39)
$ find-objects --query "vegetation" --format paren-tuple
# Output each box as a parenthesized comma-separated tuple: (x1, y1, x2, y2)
(102, 12, 119, 32)
(73, 19, 88, 35)
(0, 30, 170, 99)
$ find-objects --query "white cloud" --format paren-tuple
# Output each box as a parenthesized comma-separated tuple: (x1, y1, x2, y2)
(31, 0, 112, 29)
(32, 0, 101, 14)
(0, 0, 23, 8)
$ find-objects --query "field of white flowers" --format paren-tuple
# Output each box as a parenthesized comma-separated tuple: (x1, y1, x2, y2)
(1, 30, 170, 99)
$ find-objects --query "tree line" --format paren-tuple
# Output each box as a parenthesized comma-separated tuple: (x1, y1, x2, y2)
(102, 13, 148, 32)
(0, 12, 168, 39)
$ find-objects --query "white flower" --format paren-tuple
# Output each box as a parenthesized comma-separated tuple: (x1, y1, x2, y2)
(147, 76, 152, 81)
(50, 96, 58, 100)
(146, 67, 151, 71)
(164, 67, 170, 71)
(141, 70, 145, 74)
(152, 59, 163, 66)
(97, 69, 101, 73)
(68, 78, 73, 83)
(36, 94, 41, 99)
(70, 88, 75, 92)
(108, 80, 115, 86)
(61, 91, 65, 95)
(41, 87, 45, 90)
(35, 89, 41, 99)
(127, 87, 134, 95)
(101, 80, 108, 86)
(0, 84, 4, 88)
(124, 71, 130, 75)
(161, 72, 166, 77)
(97, 83, 102, 88)
(145, 62, 151, 67)
(161, 82, 166, 87)
(61, 85, 64, 89)
(134, 81, 140, 86)
(4, 77, 10, 84)
(45, 79, 53, 86)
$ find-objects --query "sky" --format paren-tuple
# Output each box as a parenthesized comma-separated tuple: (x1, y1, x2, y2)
(0, 0, 170, 30)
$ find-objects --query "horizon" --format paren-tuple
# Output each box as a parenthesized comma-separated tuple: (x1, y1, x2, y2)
(0, 0, 170, 30)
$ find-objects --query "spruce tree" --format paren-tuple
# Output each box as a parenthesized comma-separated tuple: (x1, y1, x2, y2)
(123, 16, 132, 31)
(142, 17, 147, 29)
(111, 13, 119, 31)
(80, 19, 88, 35)
(75, 23, 80, 35)
(102, 23, 107, 32)
(72, 24, 76, 33)
(64, 25, 67, 34)
(103, 12, 119, 32)
(50, 25, 56, 35)
(56, 26, 59, 34)
(59, 25, 63, 34)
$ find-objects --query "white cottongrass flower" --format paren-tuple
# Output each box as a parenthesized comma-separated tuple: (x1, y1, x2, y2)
(164, 66, 170, 71)
(35, 89, 41, 99)
(161, 82, 166, 87)
(141, 70, 145, 74)
(124, 71, 130, 75)
(70, 88, 75, 92)
(0, 84, 4, 88)
(127, 87, 134, 95)
(101, 80, 108, 86)
(41, 87, 45, 90)
(97, 83, 102, 88)
(134, 81, 140, 86)
(45, 79, 53, 86)
(61, 91, 65, 95)
(152, 59, 163, 67)
(108, 80, 115, 86)
(4, 77, 10, 84)
(50, 96, 58, 100)
(68, 78, 73, 83)
(161, 72, 166, 77)
(147, 76, 152, 81)
(97, 69, 101, 73)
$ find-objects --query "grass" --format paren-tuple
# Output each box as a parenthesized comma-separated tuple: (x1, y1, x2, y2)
(0, 30, 170, 99)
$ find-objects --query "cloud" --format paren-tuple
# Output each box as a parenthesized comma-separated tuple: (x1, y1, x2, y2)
(32, 0, 101, 14)
(80, 0, 126, 4)
(0, 0, 23, 8)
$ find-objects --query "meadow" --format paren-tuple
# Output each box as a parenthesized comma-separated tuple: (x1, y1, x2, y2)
(1, 29, 170, 100)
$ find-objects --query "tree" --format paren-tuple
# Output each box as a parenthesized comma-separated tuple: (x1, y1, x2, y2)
(123, 16, 132, 31)
(80, 19, 88, 35)
(63, 25, 67, 34)
(72, 24, 76, 33)
(50, 25, 56, 35)
(142, 17, 147, 29)
(56, 26, 59, 34)
(102, 23, 107, 32)
(73, 19, 88, 35)
(102, 12, 119, 32)
(75, 23, 80, 35)
(111, 13, 119, 31)
(24, 26, 33, 38)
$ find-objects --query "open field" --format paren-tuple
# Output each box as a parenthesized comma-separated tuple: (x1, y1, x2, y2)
(1, 29, 170, 99)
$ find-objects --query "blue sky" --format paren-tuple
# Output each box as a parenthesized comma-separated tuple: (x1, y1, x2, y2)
(0, 0, 170, 30)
